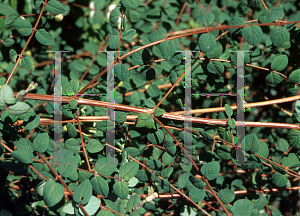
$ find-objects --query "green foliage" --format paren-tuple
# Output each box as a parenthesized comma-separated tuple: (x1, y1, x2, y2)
(232, 199, 253, 216)
(217, 189, 235, 203)
(201, 161, 220, 180)
(43, 180, 64, 208)
(35, 29, 54, 45)
(32, 132, 49, 153)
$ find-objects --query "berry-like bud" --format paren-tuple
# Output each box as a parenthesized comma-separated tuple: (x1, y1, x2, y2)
(55, 14, 64, 22)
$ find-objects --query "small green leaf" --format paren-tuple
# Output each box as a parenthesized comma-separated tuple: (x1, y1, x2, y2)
(32, 133, 49, 153)
(132, 46, 151, 65)
(225, 104, 233, 117)
(73, 179, 92, 205)
(66, 80, 80, 94)
(265, 73, 281, 84)
(131, 91, 145, 106)
(153, 108, 165, 117)
(35, 29, 54, 45)
(272, 172, 287, 187)
(227, 118, 236, 129)
(0, 84, 16, 107)
(159, 40, 175, 61)
(147, 129, 164, 145)
(65, 138, 80, 154)
(115, 63, 129, 81)
(90, 176, 109, 197)
(69, 99, 78, 109)
(46, 102, 54, 114)
(276, 138, 289, 153)
(147, 84, 160, 98)
(97, 210, 114, 216)
(287, 129, 300, 149)
(149, 28, 167, 42)
(189, 188, 205, 202)
(14, 138, 33, 150)
(289, 69, 300, 84)
(43, 180, 64, 207)
(11, 148, 33, 164)
(140, 66, 156, 80)
(232, 199, 254, 216)
(267, 8, 284, 22)
(58, 156, 77, 177)
(122, 29, 136, 41)
(109, 6, 121, 25)
(21, 56, 35, 71)
(45, 0, 65, 15)
(198, 33, 216, 53)
(270, 26, 290, 47)
(207, 61, 224, 75)
(228, 17, 245, 34)
(242, 25, 262, 46)
(12, 18, 33, 36)
(94, 157, 118, 176)
(200, 161, 220, 180)
(7, 102, 31, 116)
(127, 194, 140, 212)
(256, 141, 269, 159)
(244, 134, 260, 153)
(78, 196, 100, 216)
(218, 189, 235, 203)
(24, 115, 40, 129)
(198, 12, 215, 26)
(271, 55, 288, 71)
(122, 0, 139, 9)
(108, 34, 120, 49)
(144, 98, 156, 108)
(2, 38, 15, 47)
(112, 111, 127, 124)
(200, 130, 214, 143)
(9, 49, 17, 63)
(4, 11, 19, 28)
(206, 41, 223, 59)
(86, 139, 104, 153)
(0, 3, 17, 17)
(216, 145, 231, 160)
(113, 181, 129, 199)
(281, 153, 299, 168)
(119, 161, 139, 181)
(136, 113, 155, 129)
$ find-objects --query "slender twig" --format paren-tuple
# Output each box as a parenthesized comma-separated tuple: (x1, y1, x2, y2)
(6, 0, 49, 84)
(174, 2, 187, 28)
(75, 110, 91, 171)
(13, 93, 300, 130)
(79, 54, 98, 84)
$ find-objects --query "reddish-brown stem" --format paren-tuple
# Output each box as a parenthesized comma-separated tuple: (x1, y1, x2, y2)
(153, 0, 167, 32)
(0, 14, 36, 19)
(6, 0, 49, 84)
(175, 2, 187, 28)
(75, 110, 91, 171)
(262, 0, 269, 11)
(12, 93, 300, 130)
(79, 54, 98, 84)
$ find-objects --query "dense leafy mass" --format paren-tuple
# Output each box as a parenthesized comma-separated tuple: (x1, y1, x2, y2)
(0, 0, 300, 215)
